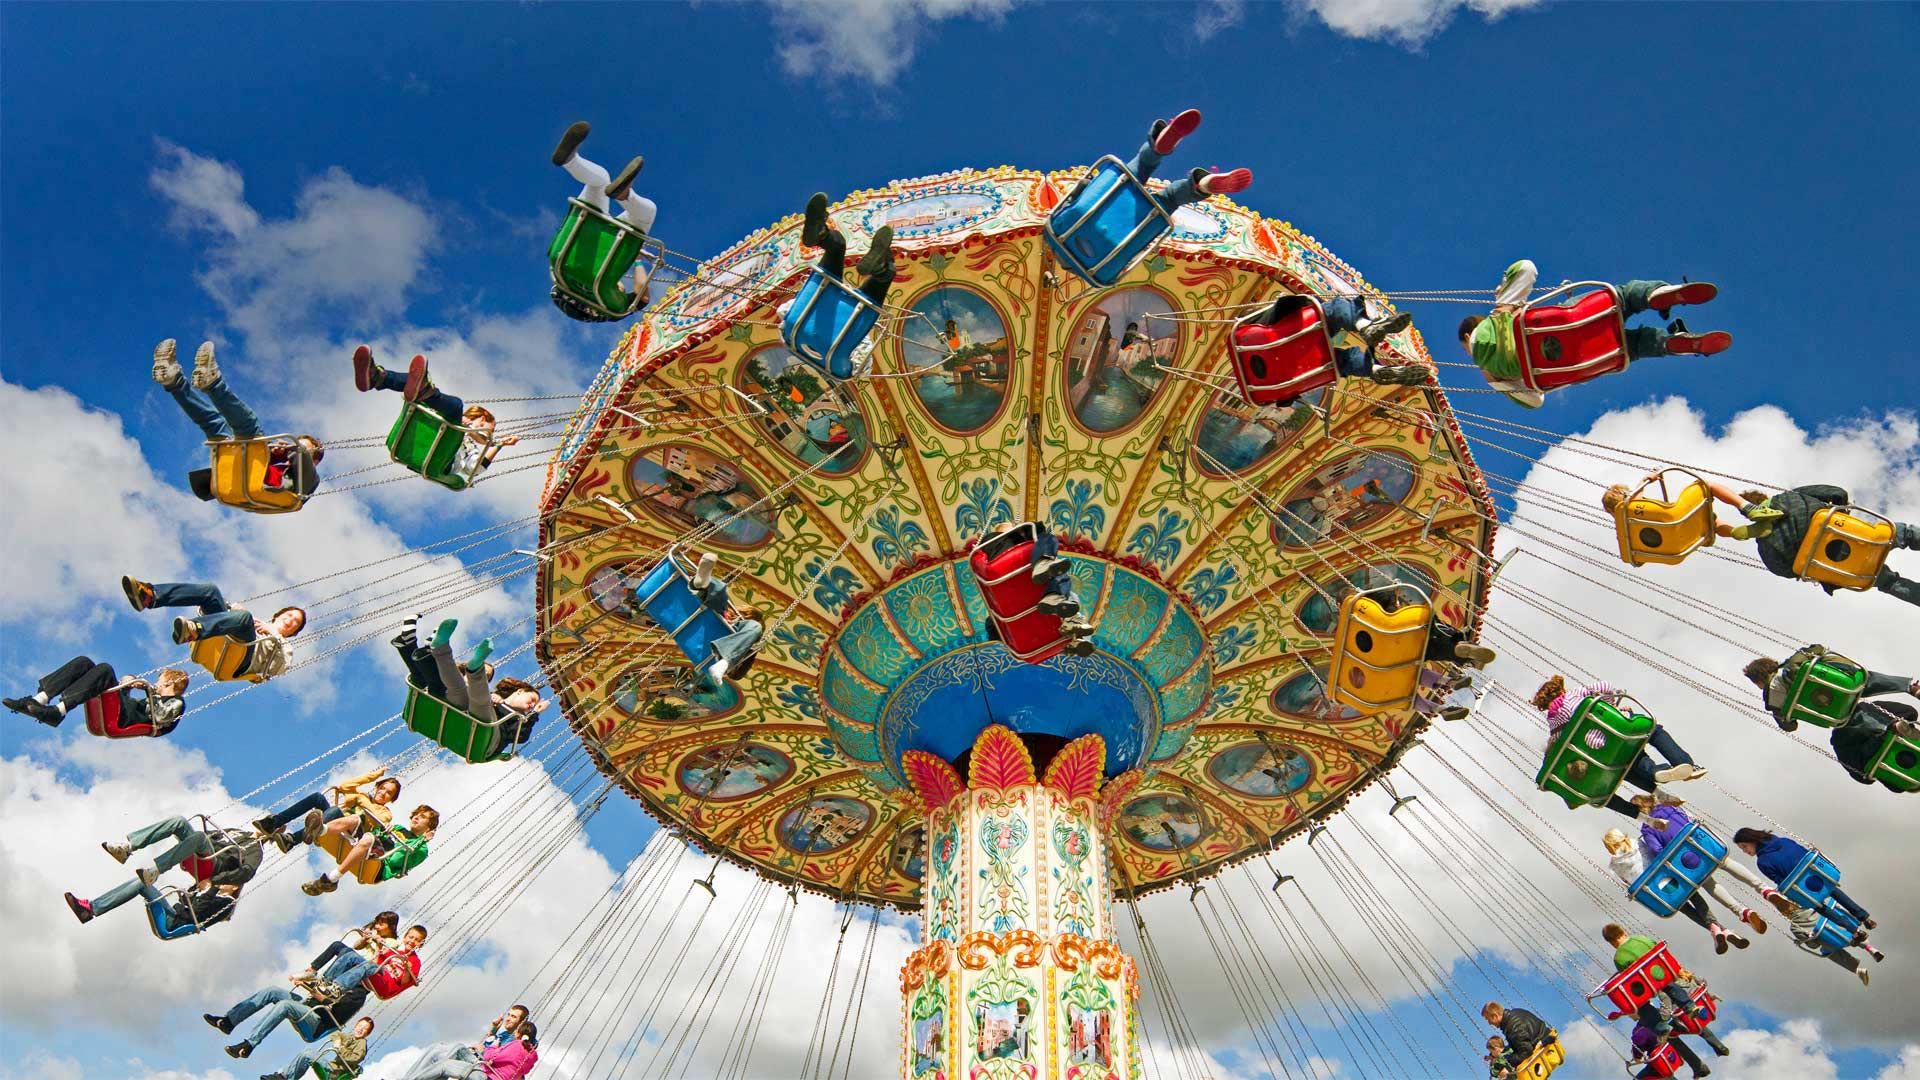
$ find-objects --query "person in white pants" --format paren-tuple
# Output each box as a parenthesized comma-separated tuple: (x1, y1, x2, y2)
(553, 120, 656, 234)
(398, 1041, 480, 1080)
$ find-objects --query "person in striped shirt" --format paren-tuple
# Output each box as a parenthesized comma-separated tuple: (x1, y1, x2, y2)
(1534, 675, 1706, 818)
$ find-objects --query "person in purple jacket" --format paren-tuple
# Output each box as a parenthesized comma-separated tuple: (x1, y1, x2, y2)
(1631, 794, 1789, 925)
(1628, 1014, 1715, 1079)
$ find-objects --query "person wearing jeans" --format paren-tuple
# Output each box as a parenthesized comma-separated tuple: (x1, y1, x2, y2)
(155, 339, 264, 441)
(206, 982, 369, 1060)
(352, 347, 519, 478)
(281, 1017, 373, 1080)
(64, 815, 210, 923)
(1121, 108, 1252, 212)
(121, 577, 305, 680)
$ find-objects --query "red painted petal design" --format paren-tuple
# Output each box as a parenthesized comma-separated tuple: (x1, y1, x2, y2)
(1042, 733, 1106, 801)
(902, 750, 965, 813)
(968, 724, 1037, 792)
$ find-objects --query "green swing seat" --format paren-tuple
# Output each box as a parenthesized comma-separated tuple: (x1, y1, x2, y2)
(385, 403, 486, 491)
(548, 197, 650, 321)
(1867, 725, 1920, 793)
(1782, 653, 1867, 729)
(1535, 695, 1657, 809)
(311, 1058, 362, 1080)
(403, 682, 513, 764)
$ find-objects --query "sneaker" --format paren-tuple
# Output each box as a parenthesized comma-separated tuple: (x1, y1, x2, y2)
(153, 338, 184, 387)
(172, 617, 200, 645)
(122, 575, 155, 611)
(802, 192, 830, 246)
(204, 1013, 233, 1034)
(1870, 948, 1885, 962)
(608, 155, 644, 201)
(1647, 281, 1718, 317)
(1063, 639, 1096, 657)
(269, 832, 296, 855)
(692, 551, 718, 590)
(1037, 594, 1080, 618)
(403, 354, 430, 403)
(1195, 167, 1253, 196)
(1031, 556, 1068, 580)
(301, 809, 326, 845)
(1356, 312, 1414, 349)
(1762, 888, 1794, 915)
(1440, 705, 1471, 721)
(301, 876, 337, 896)
(1653, 763, 1705, 784)
(1665, 331, 1733, 357)
(1741, 908, 1768, 934)
(1369, 364, 1429, 386)
(250, 815, 279, 837)
(1893, 717, 1920, 740)
(551, 120, 590, 166)
(856, 226, 894, 277)
(1060, 617, 1095, 637)
(101, 840, 132, 864)
(352, 344, 380, 392)
(190, 341, 222, 390)
(135, 865, 160, 886)
(1151, 108, 1202, 155)
(1857, 968, 1871, 987)
(1864, 917, 1877, 930)
(1713, 931, 1729, 955)
(308, 978, 346, 1002)
(225, 1042, 252, 1060)
(64, 893, 94, 924)
(1727, 931, 1750, 950)
(1452, 643, 1498, 668)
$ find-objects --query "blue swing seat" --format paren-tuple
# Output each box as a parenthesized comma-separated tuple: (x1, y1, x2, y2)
(1801, 906, 1862, 956)
(781, 270, 883, 380)
(1778, 849, 1843, 912)
(144, 890, 200, 941)
(1626, 822, 1728, 918)
(1045, 156, 1175, 287)
(632, 552, 735, 666)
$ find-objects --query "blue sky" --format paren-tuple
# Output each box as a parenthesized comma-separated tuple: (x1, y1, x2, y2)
(4, 3, 1919, 1078)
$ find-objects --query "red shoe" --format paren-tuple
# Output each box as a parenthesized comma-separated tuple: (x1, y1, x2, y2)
(402, 354, 430, 402)
(1666, 330, 1732, 356)
(1152, 108, 1202, 155)
(352, 345, 378, 392)
(1648, 281, 1717, 315)
(1198, 168, 1254, 196)
(65, 892, 93, 924)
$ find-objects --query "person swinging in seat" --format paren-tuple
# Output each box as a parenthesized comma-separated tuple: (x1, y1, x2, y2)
(4, 657, 188, 736)
(1457, 260, 1730, 408)
(687, 552, 766, 688)
(410, 617, 550, 729)
(122, 576, 305, 681)
(1231, 293, 1425, 407)
(152, 338, 324, 502)
(63, 813, 260, 932)
(251, 767, 403, 855)
(983, 521, 1096, 656)
(548, 120, 656, 321)
(353, 346, 520, 482)
(302, 803, 438, 896)
(1743, 646, 1918, 790)
(1535, 675, 1706, 817)
(1701, 480, 1920, 607)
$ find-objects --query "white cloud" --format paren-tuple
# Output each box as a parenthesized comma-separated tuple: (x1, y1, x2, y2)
(1879, 1045, 1920, 1080)
(1719, 1018, 1844, 1080)
(765, 0, 1017, 85)
(1292, 0, 1542, 47)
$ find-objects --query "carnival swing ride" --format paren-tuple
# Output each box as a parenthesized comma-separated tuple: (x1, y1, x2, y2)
(62, 115, 1920, 1080)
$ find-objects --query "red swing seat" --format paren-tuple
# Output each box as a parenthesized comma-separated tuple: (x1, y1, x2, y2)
(1516, 282, 1630, 392)
(1228, 296, 1339, 405)
(1671, 986, 1717, 1035)
(969, 523, 1074, 664)
(83, 692, 156, 739)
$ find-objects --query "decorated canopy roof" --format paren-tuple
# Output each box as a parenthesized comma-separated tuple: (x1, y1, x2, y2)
(536, 165, 1496, 908)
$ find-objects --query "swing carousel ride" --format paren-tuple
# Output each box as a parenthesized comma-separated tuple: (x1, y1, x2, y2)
(535, 166, 1496, 1079)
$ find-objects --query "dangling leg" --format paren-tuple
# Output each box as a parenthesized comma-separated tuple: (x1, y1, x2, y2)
(1875, 567, 1920, 608)
(1125, 109, 1201, 180)
(1645, 724, 1706, 783)
(1157, 166, 1254, 212)
(1700, 874, 1767, 934)
(560, 151, 613, 214)
(817, 227, 849, 282)
(191, 343, 264, 438)
(856, 226, 895, 306)
(428, 620, 470, 710)
(8, 656, 104, 725)
(154, 339, 232, 440)
(1618, 279, 1718, 320)
(607, 156, 657, 235)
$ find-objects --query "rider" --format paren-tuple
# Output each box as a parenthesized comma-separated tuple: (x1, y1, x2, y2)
(1233, 292, 1425, 398)
(302, 804, 438, 896)
(1703, 480, 1920, 606)
(121, 576, 305, 680)
(1631, 793, 1790, 916)
(398, 1016, 540, 1080)
(252, 768, 401, 855)
(1779, 897, 1883, 986)
(1602, 833, 1753, 954)
(549, 120, 655, 320)
(421, 618, 550, 726)
(4, 657, 187, 734)
(152, 338, 323, 498)
(280, 1016, 373, 1080)
(205, 981, 370, 1064)
(982, 522, 1097, 655)
(795, 191, 896, 309)
(1456, 260, 1729, 408)
(1115, 108, 1253, 211)
(1478, 1002, 1550, 1062)
(1732, 829, 1879, 934)
(1744, 647, 1919, 788)
(295, 912, 400, 999)
(353, 346, 521, 476)
(63, 815, 259, 927)
(1535, 675, 1705, 816)
(687, 552, 769, 685)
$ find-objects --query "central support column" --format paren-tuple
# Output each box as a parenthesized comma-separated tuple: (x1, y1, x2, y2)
(899, 725, 1141, 1080)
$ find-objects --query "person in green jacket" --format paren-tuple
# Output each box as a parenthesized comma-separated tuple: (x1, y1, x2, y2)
(1704, 480, 1920, 606)
(302, 805, 438, 896)
(1456, 260, 1731, 408)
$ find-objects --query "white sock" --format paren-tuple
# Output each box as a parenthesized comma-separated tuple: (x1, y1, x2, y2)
(32, 691, 48, 704)
(707, 659, 729, 682)
(53, 701, 68, 716)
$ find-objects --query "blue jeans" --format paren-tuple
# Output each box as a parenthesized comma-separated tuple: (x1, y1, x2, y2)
(224, 987, 329, 1049)
(150, 582, 256, 644)
(1825, 885, 1871, 924)
(92, 816, 212, 914)
(267, 792, 342, 836)
(166, 376, 263, 440)
(1028, 531, 1075, 598)
(1615, 279, 1675, 361)
(373, 366, 464, 426)
(1625, 724, 1694, 792)
(1126, 137, 1208, 213)
(314, 940, 380, 989)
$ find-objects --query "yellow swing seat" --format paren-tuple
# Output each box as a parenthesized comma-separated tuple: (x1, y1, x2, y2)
(1792, 506, 1895, 591)
(314, 817, 393, 886)
(1612, 469, 1716, 567)
(1329, 583, 1433, 715)
(1515, 1035, 1565, 1077)
(206, 435, 317, 515)
(189, 634, 265, 684)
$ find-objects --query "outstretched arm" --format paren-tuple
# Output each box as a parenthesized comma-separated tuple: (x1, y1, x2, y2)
(1860, 671, 1918, 698)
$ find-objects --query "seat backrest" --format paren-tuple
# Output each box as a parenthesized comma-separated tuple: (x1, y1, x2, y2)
(1517, 287, 1627, 390)
(84, 692, 154, 738)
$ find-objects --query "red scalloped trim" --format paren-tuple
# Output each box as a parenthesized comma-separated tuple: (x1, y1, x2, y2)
(1042, 733, 1106, 801)
(902, 749, 967, 813)
(968, 724, 1037, 791)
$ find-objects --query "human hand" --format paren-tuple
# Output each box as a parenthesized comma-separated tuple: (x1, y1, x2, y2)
(500, 435, 521, 447)
(127, 677, 151, 691)
(1908, 679, 1918, 696)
